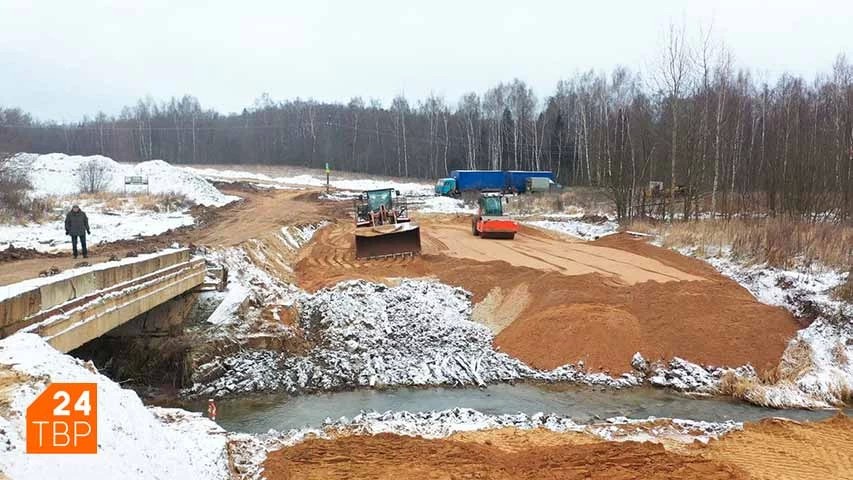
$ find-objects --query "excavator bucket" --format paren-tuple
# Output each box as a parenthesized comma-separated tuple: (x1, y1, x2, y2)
(355, 223, 421, 259)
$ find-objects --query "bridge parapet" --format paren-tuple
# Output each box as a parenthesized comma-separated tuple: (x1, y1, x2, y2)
(0, 249, 205, 350)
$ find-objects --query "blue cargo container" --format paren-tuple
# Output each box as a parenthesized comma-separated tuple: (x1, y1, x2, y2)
(452, 170, 506, 192)
(504, 170, 554, 193)
(435, 170, 555, 196)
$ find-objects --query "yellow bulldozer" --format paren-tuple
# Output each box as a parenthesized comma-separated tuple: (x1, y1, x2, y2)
(353, 188, 421, 259)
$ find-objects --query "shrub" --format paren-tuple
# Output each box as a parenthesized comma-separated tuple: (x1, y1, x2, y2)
(0, 157, 53, 222)
(75, 158, 111, 193)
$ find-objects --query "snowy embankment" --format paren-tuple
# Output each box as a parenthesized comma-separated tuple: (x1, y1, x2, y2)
(230, 408, 740, 479)
(10, 153, 238, 207)
(184, 166, 433, 197)
(188, 279, 640, 399)
(705, 257, 852, 408)
(0, 333, 230, 480)
(659, 242, 852, 408)
(1, 153, 238, 252)
(184, 164, 480, 215)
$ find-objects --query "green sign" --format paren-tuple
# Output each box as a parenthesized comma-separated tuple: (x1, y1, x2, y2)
(325, 162, 330, 174)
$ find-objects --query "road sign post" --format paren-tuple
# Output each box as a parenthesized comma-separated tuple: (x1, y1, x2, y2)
(325, 163, 330, 194)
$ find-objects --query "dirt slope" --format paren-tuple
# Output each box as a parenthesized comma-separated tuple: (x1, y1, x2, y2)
(296, 217, 798, 374)
(263, 416, 853, 480)
(264, 431, 747, 480)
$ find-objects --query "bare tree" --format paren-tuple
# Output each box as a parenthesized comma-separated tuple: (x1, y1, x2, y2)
(76, 159, 111, 193)
(655, 22, 693, 219)
(710, 46, 733, 218)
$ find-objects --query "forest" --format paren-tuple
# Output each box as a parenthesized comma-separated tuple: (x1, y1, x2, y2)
(1, 29, 851, 222)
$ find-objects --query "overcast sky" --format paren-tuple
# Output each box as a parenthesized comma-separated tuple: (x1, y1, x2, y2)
(1, 0, 851, 122)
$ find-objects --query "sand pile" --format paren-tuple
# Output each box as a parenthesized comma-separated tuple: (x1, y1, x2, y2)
(296, 222, 799, 374)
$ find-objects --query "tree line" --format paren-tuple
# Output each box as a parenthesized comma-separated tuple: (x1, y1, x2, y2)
(1, 29, 851, 222)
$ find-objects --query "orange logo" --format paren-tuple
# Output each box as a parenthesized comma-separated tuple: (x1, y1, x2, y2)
(26, 383, 98, 454)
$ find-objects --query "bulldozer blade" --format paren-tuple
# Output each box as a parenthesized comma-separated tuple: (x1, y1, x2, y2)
(355, 223, 422, 259)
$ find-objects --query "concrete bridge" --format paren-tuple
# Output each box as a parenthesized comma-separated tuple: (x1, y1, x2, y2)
(0, 249, 207, 352)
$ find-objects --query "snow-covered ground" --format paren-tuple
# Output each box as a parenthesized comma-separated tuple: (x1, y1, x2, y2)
(1, 153, 240, 252)
(9, 154, 238, 207)
(0, 201, 194, 252)
(416, 196, 476, 214)
(184, 166, 433, 197)
(524, 214, 619, 240)
(0, 333, 230, 480)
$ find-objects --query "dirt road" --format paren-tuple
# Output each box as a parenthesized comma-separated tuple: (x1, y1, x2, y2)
(296, 215, 798, 374)
(262, 415, 853, 480)
(0, 185, 333, 286)
(425, 219, 703, 284)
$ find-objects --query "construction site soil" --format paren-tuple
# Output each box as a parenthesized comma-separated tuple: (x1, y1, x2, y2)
(296, 214, 798, 374)
(263, 415, 853, 480)
(1, 188, 799, 375)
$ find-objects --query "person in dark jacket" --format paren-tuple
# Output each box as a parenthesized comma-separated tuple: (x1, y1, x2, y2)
(64, 205, 91, 258)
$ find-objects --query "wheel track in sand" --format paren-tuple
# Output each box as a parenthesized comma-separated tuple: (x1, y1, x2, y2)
(699, 416, 853, 480)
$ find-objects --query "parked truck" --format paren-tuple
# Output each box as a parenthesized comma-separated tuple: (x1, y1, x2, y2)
(504, 170, 555, 193)
(525, 176, 561, 193)
(434, 170, 555, 196)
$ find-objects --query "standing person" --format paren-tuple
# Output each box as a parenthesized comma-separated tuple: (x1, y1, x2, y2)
(64, 205, 91, 259)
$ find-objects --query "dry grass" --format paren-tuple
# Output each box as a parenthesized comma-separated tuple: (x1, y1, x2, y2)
(776, 339, 816, 382)
(507, 193, 566, 215)
(835, 273, 853, 303)
(628, 217, 852, 270)
(0, 162, 56, 223)
(0, 196, 57, 224)
(505, 187, 613, 216)
(832, 341, 849, 368)
(71, 192, 191, 213)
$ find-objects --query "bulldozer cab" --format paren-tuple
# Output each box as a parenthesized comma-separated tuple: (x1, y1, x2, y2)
(355, 189, 407, 226)
(479, 195, 504, 217)
(354, 188, 420, 259)
(366, 189, 394, 212)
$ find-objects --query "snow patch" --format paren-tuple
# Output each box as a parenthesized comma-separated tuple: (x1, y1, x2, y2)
(0, 205, 194, 252)
(184, 166, 432, 197)
(525, 216, 619, 240)
(416, 196, 476, 214)
(9, 153, 239, 207)
(0, 333, 229, 480)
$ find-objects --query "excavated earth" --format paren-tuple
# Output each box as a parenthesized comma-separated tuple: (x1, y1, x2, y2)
(296, 214, 799, 375)
(263, 415, 853, 480)
(1, 189, 798, 377)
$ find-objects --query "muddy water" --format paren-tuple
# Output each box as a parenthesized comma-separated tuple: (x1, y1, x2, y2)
(190, 384, 840, 433)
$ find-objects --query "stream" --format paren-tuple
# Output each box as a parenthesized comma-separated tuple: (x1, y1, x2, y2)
(184, 384, 841, 433)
